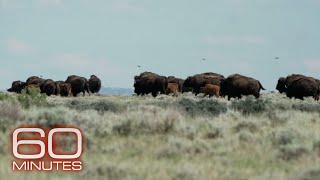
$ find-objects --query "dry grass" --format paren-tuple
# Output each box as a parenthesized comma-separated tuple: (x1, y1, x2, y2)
(1, 92, 320, 179)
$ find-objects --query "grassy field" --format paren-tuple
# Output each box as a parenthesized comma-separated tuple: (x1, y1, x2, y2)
(1, 91, 320, 179)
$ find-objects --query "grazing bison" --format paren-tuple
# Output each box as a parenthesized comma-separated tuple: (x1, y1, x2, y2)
(167, 76, 184, 93)
(134, 72, 168, 97)
(65, 75, 90, 97)
(7, 81, 27, 93)
(88, 75, 101, 93)
(183, 72, 224, 95)
(200, 84, 220, 98)
(166, 83, 179, 95)
(41, 79, 60, 96)
(220, 74, 265, 100)
(58, 83, 72, 97)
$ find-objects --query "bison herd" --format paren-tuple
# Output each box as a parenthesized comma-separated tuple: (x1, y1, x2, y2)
(134, 72, 320, 101)
(7, 75, 101, 97)
(134, 72, 265, 100)
(6, 72, 320, 101)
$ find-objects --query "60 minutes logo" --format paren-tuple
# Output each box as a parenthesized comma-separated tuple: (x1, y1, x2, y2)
(11, 127, 84, 172)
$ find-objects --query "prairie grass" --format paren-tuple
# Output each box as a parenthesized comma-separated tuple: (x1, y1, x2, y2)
(0, 92, 320, 179)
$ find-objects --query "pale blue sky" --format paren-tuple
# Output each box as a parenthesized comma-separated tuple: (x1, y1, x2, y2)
(1, 0, 320, 90)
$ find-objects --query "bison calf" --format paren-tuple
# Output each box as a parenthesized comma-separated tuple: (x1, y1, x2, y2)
(201, 84, 220, 98)
(58, 83, 72, 97)
(166, 83, 179, 95)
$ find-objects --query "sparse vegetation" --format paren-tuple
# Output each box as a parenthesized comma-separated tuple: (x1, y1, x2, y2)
(1, 92, 320, 179)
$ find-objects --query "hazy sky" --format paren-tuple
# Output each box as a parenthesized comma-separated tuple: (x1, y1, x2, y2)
(1, 0, 320, 90)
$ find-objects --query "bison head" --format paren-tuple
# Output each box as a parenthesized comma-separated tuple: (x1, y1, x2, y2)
(183, 77, 192, 87)
(276, 77, 286, 93)
(7, 81, 26, 93)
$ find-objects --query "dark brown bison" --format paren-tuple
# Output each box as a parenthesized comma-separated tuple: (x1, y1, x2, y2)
(65, 75, 90, 97)
(277, 74, 320, 100)
(58, 83, 72, 97)
(276, 74, 307, 93)
(88, 75, 101, 93)
(65, 75, 79, 83)
(200, 84, 220, 98)
(26, 76, 45, 86)
(286, 78, 320, 100)
(134, 72, 156, 95)
(41, 79, 60, 96)
(7, 81, 27, 93)
(134, 72, 168, 97)
(220, 74, 265, 100)
(166, 83, 179, 95)
(183, 72, 224, 95)
(167, 76, 184, 93)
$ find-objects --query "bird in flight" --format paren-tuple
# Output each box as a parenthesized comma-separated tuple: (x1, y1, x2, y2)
(274, 57, 279, 59)
(202, 58, 206, 61)
(137, 65, 141, 68)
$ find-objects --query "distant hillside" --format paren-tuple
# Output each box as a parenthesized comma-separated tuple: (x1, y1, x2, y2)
(99, 87, 134, 95)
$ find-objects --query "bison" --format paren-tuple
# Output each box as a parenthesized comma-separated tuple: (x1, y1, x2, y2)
(220, 74, 265, 100)
(88, 75, 101, 94)
(134, 72, 167, 97)
(183, 72, 224, 95)
(167, 76, 184, 93)
(166, 83, 179, 95)
(65, 75, 90, 97)
(58, 83, 72, 97)
(200, 84, 220, 98)
(26, 76, 45, 87)
(41, 79, 60, 96)
(277, 74, 320, 100)
(276, 74, 307, 93)
(7, 81, 27, 93)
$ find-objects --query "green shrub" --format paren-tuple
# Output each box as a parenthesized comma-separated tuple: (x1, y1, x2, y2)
(0, 92, 13, 101)
(17, 89, 47, 109)
(292, 103, 320, 113)
(69, 99, 124, 113)
(231, 96, 268, 115)
(178, 98, 227, 117)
